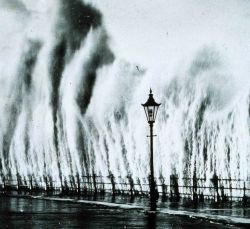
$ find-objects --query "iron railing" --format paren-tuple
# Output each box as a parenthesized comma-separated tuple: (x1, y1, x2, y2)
(0, 174, 249, 204)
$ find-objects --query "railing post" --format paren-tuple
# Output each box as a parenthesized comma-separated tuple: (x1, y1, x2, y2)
(127, 175, 134, 197)
(136, 178, 142, 195)
(159, 175, 166, 199)
(29, 175, 33, 191)
(243, 182, 247, 207)
(109, 173, 115, 196)
(82, 175, 87, 194)
(87, 174, 91, 192)
(229, 177, 232, 202)
(44, 175, 48, 192)
(69, 175, 74, 192)
(93, 173, 97, 194)
(212, 173, 219, 202)
(100, 176, 105, 195)
(221, 185, 227, 202)
(16, 173, 21, 192)
(170, 174, 180, 201)
(76, 173, 81, 195)
(63, 177, 69, 194)
(3, 176, 6, 192)
(193, 173, 198, 203)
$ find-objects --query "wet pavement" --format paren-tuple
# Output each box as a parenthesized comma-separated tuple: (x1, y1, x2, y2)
(0, 195, 249, 228)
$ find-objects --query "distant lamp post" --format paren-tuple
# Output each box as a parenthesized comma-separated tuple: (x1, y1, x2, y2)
(142, 88, 161, 211)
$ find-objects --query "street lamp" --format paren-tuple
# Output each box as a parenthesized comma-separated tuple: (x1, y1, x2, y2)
(142, 88, 161, 211)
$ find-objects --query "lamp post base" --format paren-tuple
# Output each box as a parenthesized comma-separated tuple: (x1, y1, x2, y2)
(150, 176, 157, 211)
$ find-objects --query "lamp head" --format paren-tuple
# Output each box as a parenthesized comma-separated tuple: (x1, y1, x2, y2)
(141, 89, 161, 123)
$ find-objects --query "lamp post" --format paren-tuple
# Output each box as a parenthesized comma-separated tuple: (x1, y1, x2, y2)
(142, 89, 161, 211)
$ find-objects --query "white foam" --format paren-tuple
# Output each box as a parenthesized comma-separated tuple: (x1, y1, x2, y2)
(160, 209, 250, 225)
(31, 196, 144, 210)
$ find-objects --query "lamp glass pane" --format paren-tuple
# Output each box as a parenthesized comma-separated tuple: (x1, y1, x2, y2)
(149, 107, 153, 121)
(154, 106, 159, 121)
(144, 107, 149, 122)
